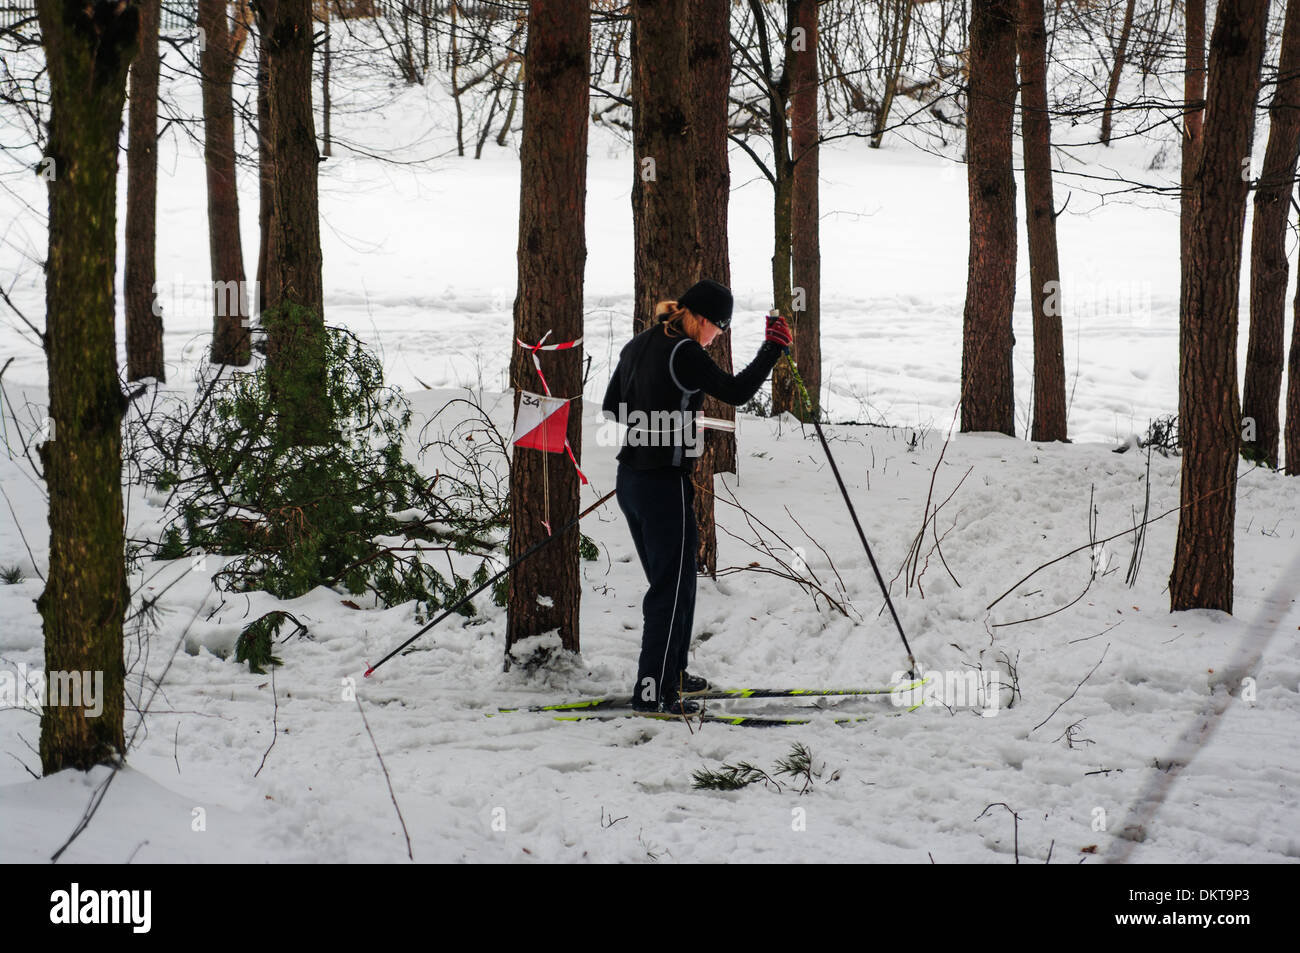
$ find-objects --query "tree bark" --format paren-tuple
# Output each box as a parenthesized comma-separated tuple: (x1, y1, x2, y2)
(35, 0, 137, 774)
(1288, 251, 1300, 475)
(871, 0, 913, 149)
(505, 0, 589, 656)
(1243, 0, 1300, 469)
(789, 0, 821, 425)
(1099, 0, 1136, 145)
(125, 0, 163, 381)
(1017, 0, 1066, 441)
(256, 28, 275, 314)
(689, 0, 733, 576)
(201, 0, 252, 366)
(631, 0, 702, 337)
(960, 0, 1017, 435)
(1180, 0, 1205, 302)
(1170, 0, 1268, 613)
(757, 0, 797, 416)
(320, 2, 331, 158)
(257, 0, 326, 445)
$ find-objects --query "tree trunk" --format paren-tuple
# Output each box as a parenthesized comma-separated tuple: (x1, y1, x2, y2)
(451, 0, 464, 155)
(1100, 0, 1136, 145)
(34, 0, 136, 774)
(256, 29, 275, 314)
(689, 0, 733, 576)
(1243, 0, 1300, 469)
(505, 0, 589, 656)
(1017, 0, 1066, 441)
(871, 0, 913, 149)
(125, 0, 163, 382)
(1170, 0, 1268, 613)
(257, 0, 326, 445)
(631, 0, 702, 337)
(960, 0, 1017, 435)
(757, 0, 796, 416)
(790, 0, 821, 424)
(1180, 0, 1205, 302)
(201, 0, 251, 366)
(1288, 255, 1300, 475)
(321, 3, 332, 158)
(497, 60, 523, 147)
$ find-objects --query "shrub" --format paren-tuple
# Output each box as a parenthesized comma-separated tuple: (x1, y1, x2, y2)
(132, 327, 499, 616)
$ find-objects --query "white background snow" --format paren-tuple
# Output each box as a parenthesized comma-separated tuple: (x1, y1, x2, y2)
(1, 21, 1298, 864)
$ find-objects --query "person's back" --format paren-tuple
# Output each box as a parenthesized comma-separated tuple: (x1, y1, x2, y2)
(602, 323, 708, 471)
(603, 313, 787, 472)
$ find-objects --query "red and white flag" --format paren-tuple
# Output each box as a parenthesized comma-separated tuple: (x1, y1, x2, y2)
(511, 390, 571, 452)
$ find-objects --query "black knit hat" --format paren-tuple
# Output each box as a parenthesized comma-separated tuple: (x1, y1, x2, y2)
(677, 279, 733, 331)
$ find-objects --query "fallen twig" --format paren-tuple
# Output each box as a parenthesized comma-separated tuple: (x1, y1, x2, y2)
(253, 667, 278, 778)
(354, 696, 414, 861)
(1032, 644, 1110, 733)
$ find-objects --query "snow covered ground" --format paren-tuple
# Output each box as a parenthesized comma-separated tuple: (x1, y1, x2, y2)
(1, 34, 1298, 864)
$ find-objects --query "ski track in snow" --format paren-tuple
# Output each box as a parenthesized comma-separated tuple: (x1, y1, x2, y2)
(1, 45, 1298, 864)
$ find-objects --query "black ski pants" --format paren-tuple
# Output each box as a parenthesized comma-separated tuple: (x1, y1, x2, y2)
(615, 463, 697, 707)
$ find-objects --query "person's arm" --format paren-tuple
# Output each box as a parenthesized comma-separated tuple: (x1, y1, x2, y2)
(670, 337, 784, 406)
(600, 360, 622, 420)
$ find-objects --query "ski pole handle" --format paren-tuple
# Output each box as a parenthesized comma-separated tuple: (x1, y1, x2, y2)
(769, 308, 815, 419)
(764, 309, 793, 352)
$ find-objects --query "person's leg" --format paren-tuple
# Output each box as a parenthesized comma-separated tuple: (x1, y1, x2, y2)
(615, 465, 651, 579)
(624, 468, 692, 708)
(673, 472, 698, 688)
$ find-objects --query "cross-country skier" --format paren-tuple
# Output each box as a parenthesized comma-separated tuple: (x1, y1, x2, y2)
(601, 278, 793, 713)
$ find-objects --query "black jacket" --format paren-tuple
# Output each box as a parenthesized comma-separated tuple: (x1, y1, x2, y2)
(601, 324, 784, 471)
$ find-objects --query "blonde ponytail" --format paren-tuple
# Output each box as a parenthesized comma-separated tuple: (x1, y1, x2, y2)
(655, 299, 700, 339)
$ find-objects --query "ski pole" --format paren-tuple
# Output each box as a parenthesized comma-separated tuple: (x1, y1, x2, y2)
(770, 309, 918, 677)
(364, 488, 617, 677)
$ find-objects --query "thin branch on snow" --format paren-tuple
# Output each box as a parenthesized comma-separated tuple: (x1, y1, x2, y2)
(254, 667, 279, 779)
(355, 695, 414, 861)
(1032, 644, 1110, 733)
(975, 802, 1021, 864)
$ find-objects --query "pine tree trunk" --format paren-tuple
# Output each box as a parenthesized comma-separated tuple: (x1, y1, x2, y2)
(125, 0, 163, 382)
(631, 0, 702, 336)
(689, 0, 733, 576)
(1243, 0, 1300, 469)
(35, 0, 136, 774)
(505, 0, 589, 656)
(768, 170, 796, 413)
(256, 31, 275, 314)
(1017, 0, 1066, 441)
(201, 0, 251, 366)
(761, 0, 796, 416)
(257, 0, 326, 445)
(1099, 0, 1136, 145)
(960, 0, 1017, 435)
(1170, 0, 1268, 613)
(1288, 262, 1300, 474)
(321, 4, 332, 158)
(1180, 0, 1205, 302)
(789, 0, 821, 424)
